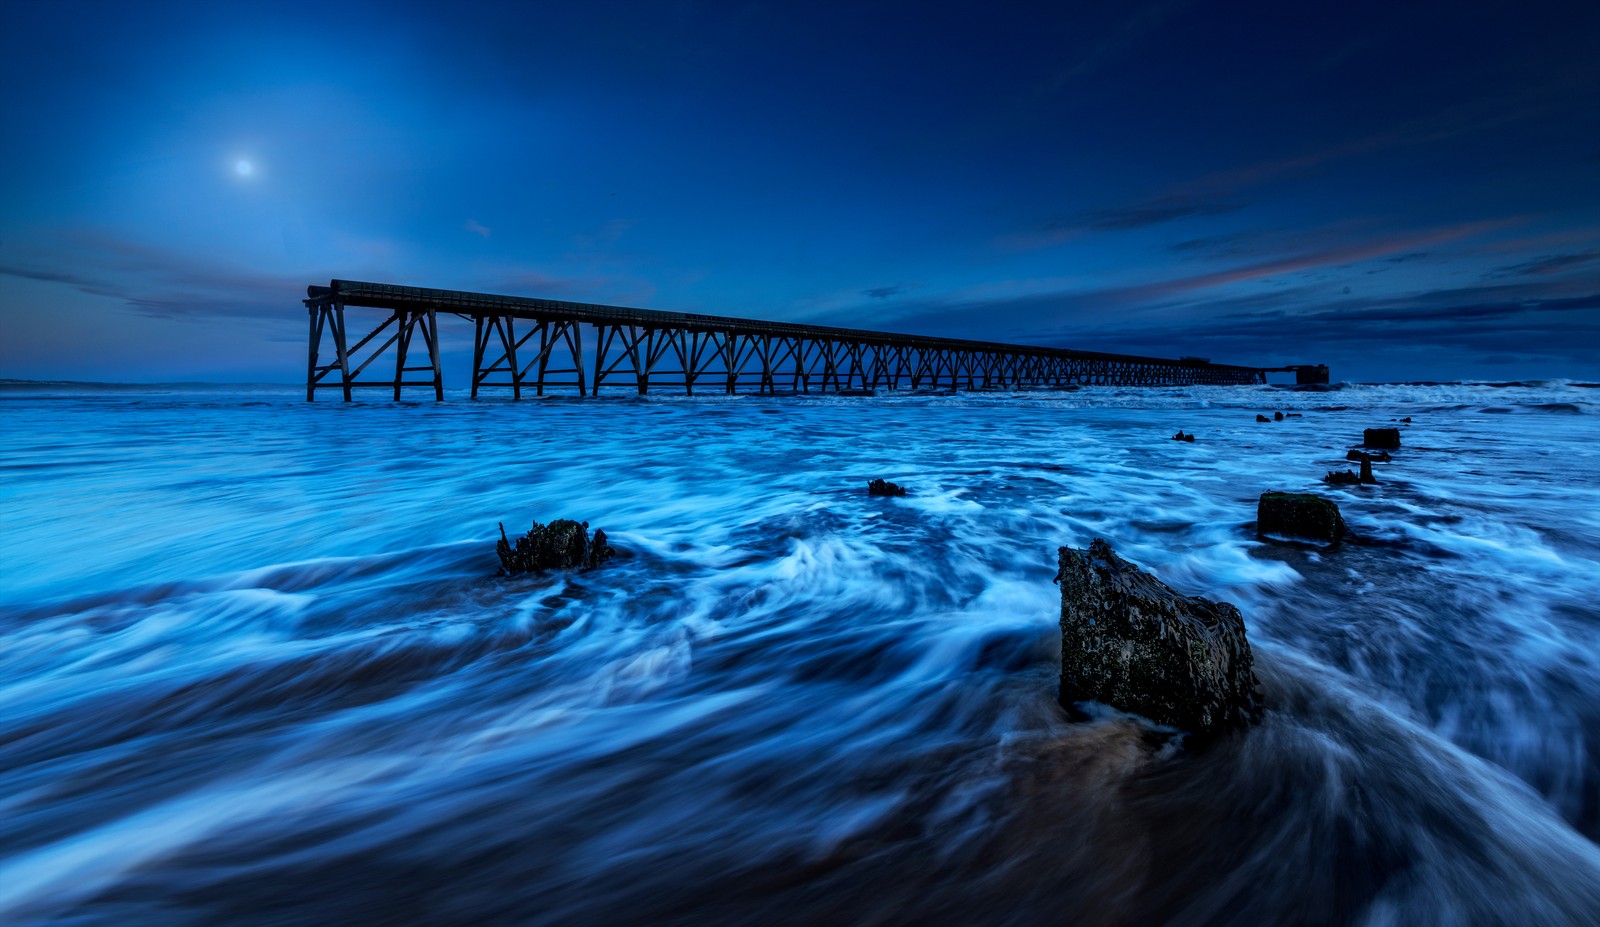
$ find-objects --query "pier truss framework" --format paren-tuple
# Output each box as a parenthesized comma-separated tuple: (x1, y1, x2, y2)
(305, 280, 1320, 400)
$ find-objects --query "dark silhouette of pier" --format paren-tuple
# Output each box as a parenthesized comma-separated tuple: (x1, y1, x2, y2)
(303, 280, 1328, 400)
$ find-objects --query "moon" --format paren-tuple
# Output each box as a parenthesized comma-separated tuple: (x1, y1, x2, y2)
(234, 159, 253, 177)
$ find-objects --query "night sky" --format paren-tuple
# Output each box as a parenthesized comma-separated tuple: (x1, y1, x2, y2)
(2, 0, 1596, 383)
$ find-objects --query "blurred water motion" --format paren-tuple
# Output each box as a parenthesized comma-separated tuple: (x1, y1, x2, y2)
(2, 381, 1598, 925)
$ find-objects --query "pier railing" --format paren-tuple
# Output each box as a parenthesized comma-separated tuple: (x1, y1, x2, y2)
(304, 280, 1326, 400)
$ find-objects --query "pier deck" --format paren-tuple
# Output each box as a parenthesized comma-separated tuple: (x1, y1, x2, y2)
(304, 280, 1327, 400)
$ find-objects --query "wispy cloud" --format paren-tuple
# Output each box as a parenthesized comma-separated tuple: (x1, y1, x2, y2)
(908, 281, 1600, 373)
(1168, 229, 1276, 258)
(1128, 220, 1509, 301)
(817, 220, 1532, 353)
(465, 219, 492, 238)
(1082, 195, 1245, 232)
(1105, 289, 1600, 368)
(1490, 249, 1600, 278)
(1005, 195, 1245, 250)
(0, 231, 311, 320)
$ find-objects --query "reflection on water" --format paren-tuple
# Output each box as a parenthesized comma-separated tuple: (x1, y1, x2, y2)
(1, 382, 1598, 925)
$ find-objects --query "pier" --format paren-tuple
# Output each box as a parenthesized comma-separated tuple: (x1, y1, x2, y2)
(303, 280, 1328, 400)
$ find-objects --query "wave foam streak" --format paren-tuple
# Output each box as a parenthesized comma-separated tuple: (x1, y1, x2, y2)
(1, 382, 1598, 924)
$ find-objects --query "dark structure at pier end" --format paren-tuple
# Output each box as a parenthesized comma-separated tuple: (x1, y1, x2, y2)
(1292, 364, 1331, 385)
(303, 280, 1324, 400)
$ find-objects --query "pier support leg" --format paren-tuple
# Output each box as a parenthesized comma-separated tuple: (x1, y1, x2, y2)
(426, 308, 444, 401)
(393, 312, 413, 401)
(504, 316, 520, 401)
(332, 303, 353, 402)
(574, 323, 587, 397)
(471, 316, 485, 399)
(306, 307, 321, 402)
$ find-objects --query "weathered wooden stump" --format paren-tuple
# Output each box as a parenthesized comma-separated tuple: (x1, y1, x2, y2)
(1363, 427, 1401, 449)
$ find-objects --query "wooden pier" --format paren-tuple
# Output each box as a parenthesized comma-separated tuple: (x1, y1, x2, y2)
(304, 280, 1327, 400)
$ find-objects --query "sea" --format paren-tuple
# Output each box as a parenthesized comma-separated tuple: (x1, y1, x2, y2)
(1, 380, 1598, 926)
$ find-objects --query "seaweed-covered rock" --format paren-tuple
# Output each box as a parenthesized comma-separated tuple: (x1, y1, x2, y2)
(1363, 427, 1402, 449)
(1056, 539, 1263, 737)
(497, 519, 613, 574)
(1257, 492, 1345, 543)
(1359, 457, 1377, 485)
(867, 478, 907, 497)
(1172, 430, 1195, 442)
(1255, 414, 1271, 423)
(1273, 411, 1284, 421)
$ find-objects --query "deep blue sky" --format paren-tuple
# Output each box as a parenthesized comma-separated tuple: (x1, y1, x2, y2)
(2, 0, 1596, 383)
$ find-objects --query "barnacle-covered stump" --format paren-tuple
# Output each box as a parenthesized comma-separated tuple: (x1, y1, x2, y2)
(1257, 492, 1345, 543)
(497, 519, 612, 574)
(1056, 539, 1264, 738)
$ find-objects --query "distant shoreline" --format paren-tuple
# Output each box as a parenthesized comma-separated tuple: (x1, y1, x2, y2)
(0, 379, 296, 390)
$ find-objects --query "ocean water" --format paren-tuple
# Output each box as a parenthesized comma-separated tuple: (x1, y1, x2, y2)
(2, 380, 1598, 926)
